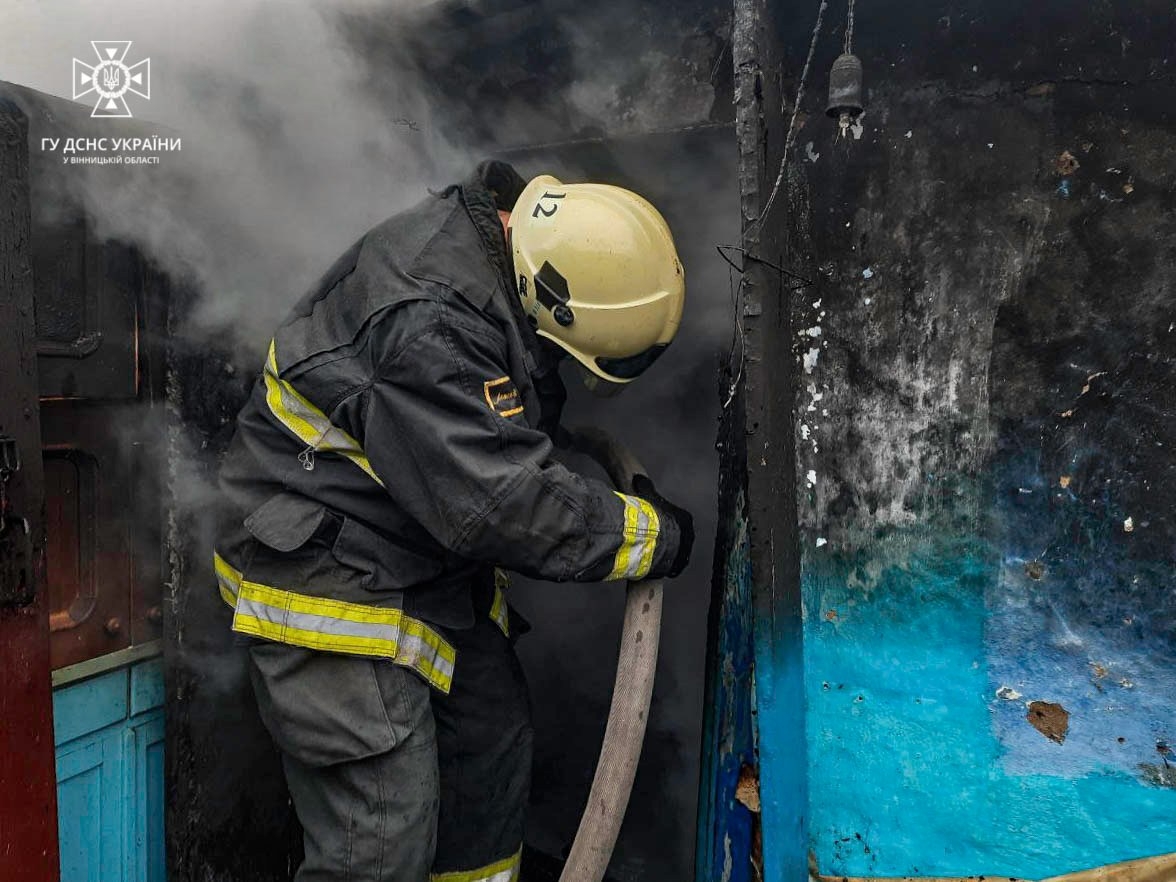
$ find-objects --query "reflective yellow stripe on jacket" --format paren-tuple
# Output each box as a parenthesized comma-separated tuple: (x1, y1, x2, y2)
(213, 551, 456, 693)
(490, 568, 511, 638)
(263, 340, 385, 487)
(430, 848, 521, 882)
(605, 492, 660, 581)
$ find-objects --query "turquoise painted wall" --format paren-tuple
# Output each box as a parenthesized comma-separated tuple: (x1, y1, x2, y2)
(803, 531, 1176, 877)
(771, 2, 1176, 876)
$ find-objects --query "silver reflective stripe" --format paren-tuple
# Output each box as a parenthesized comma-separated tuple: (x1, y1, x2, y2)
(238, 595, 379, 638)
(624, 501, 652, 575)
(605, 493, 660, 581)
(214, 552, 241, 605)
(221, 566, 457, 692)
(398, 631, 456, 681)
(235, 591, 456, 683)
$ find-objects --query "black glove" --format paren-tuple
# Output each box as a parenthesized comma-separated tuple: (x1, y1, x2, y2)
(632, 474, 694, 578)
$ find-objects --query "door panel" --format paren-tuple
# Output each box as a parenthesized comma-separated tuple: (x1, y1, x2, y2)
(44, 451, 103, 647)
(130, 712, 166, 882)
(41, 417, 137, 668)
(33, 218, 139, 401)
(0, 98, 59, 882)
(55, 729, 125, 882)
(34, 234, 164, 671)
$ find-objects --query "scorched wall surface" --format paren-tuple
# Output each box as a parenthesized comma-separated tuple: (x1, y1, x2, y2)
(776, 1, 1176, 877)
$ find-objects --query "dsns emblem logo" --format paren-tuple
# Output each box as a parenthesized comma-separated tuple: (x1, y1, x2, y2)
(73, 41, 150, 118)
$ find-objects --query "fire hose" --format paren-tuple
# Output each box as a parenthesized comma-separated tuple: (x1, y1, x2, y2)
(558, 428, 665, 882)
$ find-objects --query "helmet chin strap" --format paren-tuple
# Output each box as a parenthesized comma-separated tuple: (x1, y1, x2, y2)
(579, 363, 627, 398)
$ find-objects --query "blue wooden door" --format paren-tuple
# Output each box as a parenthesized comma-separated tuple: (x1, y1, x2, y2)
(53, 658, 166, 882)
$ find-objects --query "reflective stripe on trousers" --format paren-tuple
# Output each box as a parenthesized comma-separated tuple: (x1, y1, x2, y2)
(605, 491, 660, 581)
(213, 551, 456, 693)
(430, 847, 522, 882)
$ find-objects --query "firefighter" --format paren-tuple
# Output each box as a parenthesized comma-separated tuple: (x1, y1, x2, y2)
(213, 160, 693, 881)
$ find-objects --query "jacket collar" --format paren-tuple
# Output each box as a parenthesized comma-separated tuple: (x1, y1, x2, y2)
(408, 160, 523, 314)
(459, 159, 527, 297)
(460, 161, 567, 427)
(458, 162, 556, 358)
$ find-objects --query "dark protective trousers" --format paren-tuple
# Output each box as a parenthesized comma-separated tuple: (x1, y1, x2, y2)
(248, 610, 533, 881)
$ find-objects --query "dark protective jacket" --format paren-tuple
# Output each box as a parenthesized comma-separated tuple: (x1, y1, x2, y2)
(213, 161, 681, 693)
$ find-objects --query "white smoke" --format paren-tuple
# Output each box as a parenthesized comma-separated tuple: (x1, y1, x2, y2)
(0, 0, 468, 346)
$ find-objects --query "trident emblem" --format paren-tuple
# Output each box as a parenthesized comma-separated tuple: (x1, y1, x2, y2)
(73, 41, 150, 118)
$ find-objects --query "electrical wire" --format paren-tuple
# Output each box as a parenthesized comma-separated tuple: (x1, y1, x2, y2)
(722, 0, 854, 413)
(716, 244, 812, 286)
(720, 256, 745, 412)
(753, 0, 828, 230)
(716, 245, 812, 412)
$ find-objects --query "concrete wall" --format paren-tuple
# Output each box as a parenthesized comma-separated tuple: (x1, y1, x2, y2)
(770, 0, 1176, 877)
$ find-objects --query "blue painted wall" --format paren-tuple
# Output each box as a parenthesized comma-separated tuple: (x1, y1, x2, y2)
(697, 500, 757, 882)
(804, 531, 1176, 877)
(54, 659, 166, 882)
(760, 1, 1176, 877)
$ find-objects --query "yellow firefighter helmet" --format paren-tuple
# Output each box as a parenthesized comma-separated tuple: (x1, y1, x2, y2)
(508, 174, 686, 389)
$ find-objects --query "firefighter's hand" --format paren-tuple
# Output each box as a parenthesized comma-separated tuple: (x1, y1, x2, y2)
(632, 474, 694, 578)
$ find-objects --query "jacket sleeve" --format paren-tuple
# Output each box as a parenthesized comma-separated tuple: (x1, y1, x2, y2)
(361, 308, 680, 583)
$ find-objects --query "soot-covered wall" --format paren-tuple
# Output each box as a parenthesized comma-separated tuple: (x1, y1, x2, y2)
(770, 0, 1176, 877)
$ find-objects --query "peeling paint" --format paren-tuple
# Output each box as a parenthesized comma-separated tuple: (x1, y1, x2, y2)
(1026, 700, 1070, 744)
(1055, 150, 1081, 175)
(1140, 764, 1176, 790)
(734, 765, 761, 813)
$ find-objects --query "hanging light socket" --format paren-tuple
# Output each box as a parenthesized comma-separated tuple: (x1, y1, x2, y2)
(826, 52, 864, 134)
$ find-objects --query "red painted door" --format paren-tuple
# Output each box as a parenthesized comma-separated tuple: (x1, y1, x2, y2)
(0, 100, 59, 882)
